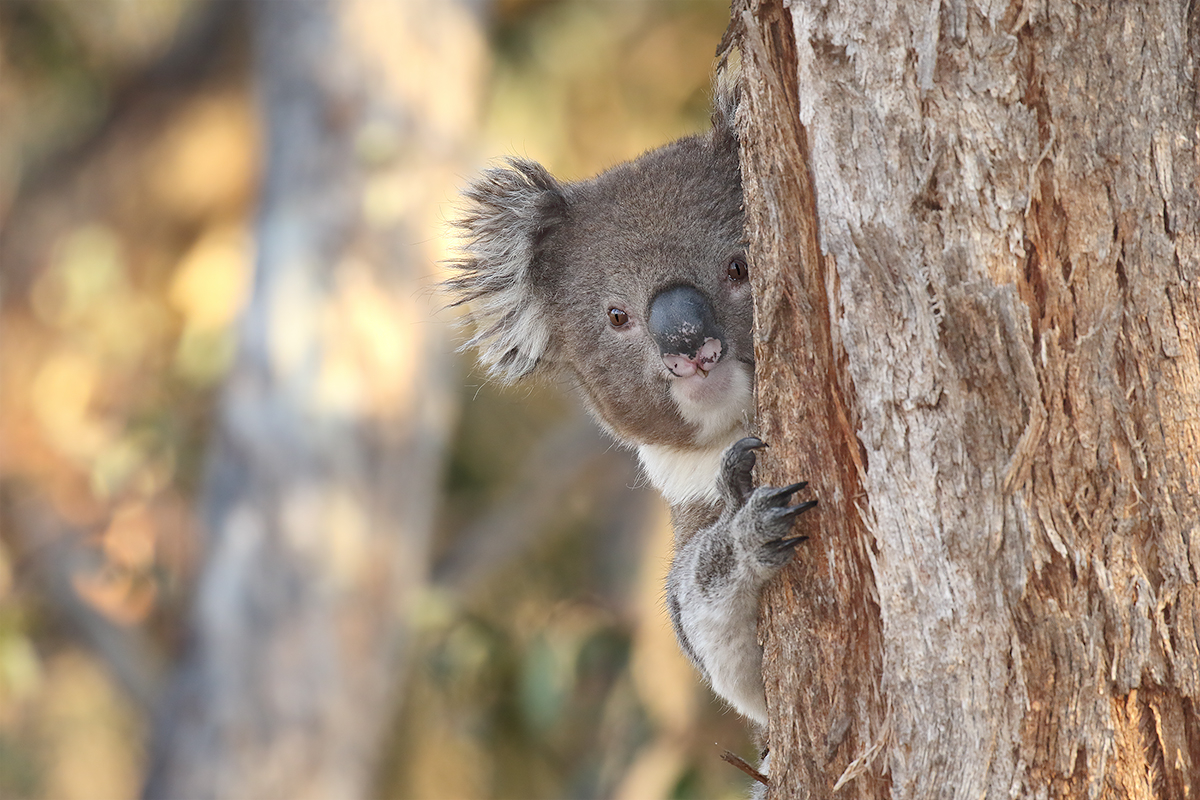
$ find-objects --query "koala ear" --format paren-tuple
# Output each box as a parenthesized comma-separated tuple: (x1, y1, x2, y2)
(711, 67, 741, 149)
(446, 158, 567, 382)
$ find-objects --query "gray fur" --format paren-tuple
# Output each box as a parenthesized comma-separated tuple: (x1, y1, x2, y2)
(447, 81, 815, 733)
(446, 160, 567, 381)
(666, 440, 814, 724)
(695, 533, 735, 596)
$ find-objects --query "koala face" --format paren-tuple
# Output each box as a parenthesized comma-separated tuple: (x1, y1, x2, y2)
(449, 105, 751, 457)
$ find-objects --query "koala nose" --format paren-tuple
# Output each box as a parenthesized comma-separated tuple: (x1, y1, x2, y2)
(648, 285, 726, 378)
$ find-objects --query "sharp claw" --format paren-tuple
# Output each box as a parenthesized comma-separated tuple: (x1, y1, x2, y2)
(735, 436, 767, 452)
(784, 499, 818, 518)
(766, 535, 809, 553)
(764, 499, 817, 533)
(763, 482, 808, 502)
(767, 501, 815, 525)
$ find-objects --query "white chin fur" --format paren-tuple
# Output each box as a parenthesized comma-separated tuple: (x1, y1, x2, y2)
(638, 361, 752, 506)
(638, 440, 731, 506)
(669, 360, 752, 446)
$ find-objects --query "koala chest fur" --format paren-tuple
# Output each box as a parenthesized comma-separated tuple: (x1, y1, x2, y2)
(449, 90, 815, 732)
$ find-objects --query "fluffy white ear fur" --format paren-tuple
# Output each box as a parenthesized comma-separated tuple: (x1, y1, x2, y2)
(709, 62, 741, 152)
(447, 159, 566, 383)
(711, 67, 739, 137)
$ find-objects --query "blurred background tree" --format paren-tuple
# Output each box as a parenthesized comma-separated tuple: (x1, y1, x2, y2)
(0, 1, 751, 797)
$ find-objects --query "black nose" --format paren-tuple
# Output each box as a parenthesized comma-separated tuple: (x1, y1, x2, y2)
(647, 285, 724, 357)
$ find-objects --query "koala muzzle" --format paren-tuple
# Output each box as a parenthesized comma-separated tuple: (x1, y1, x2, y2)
(648, 285, 726, 379)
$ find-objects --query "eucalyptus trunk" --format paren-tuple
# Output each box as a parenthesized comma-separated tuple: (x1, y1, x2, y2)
(732, 1, 1200, 796)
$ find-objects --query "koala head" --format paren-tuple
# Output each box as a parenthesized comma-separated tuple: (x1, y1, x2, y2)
(448, 98, 751, 454)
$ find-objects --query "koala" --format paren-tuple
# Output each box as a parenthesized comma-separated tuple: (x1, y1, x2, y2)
(446, 86, 815, 730)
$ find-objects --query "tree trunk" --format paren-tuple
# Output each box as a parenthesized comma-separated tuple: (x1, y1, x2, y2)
(141, 1, 481, 797)
(732, 0, 1200, 797)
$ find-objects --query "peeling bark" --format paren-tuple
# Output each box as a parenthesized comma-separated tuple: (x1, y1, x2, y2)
(732, 0, 1200, 797)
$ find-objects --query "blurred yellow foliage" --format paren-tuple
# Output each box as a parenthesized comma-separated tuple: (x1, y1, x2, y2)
(482, 0, 725, 178)
(90, 433, 155, 500)
(0, 635, 41, 711)
(344, 0, 486, 144)
(319, 259, 418, 419)
(71, 566, 156, 625)
(50, 0, 193, 76)
(31, 348, 111, 463)
(31, 225, 125, 327)
(102, 501, 157, 570)
(170, 223, 251, 383)
(39, 652, 141, 800)
(0, 5, 257, 797)
(0, 1, 752, 797)
(169, 224, 252, 331)
(32, 224, 168, 371)
(72, 501, 161, 624)
(364, 170, 426, 228)
(149, 94, 258, 219)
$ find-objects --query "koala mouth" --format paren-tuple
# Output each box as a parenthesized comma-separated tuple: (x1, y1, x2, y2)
(662, 337, 723, 379)
(668, 355, 752, 444)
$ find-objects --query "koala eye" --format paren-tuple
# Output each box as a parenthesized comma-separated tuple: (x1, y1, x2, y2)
(607, 308, 630, 327)
(726, 258, 749, 282)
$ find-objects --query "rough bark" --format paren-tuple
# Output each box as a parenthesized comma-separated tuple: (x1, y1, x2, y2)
(732, 0, 1200, 797)
(141, 1, 479, 797)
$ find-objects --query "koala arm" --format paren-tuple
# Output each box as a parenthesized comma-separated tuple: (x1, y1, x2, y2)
(664, 437, 815, 727)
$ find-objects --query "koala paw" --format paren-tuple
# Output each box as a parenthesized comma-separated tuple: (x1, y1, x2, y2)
(719, 436, 765, 507)
(720, 438, 817, 569)
(744, 481, 817, 568)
